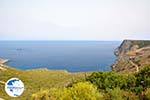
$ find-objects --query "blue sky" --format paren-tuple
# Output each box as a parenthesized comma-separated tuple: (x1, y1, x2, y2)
(0, 0, 149, 40)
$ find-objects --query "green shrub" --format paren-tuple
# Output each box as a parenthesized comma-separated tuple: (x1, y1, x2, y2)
(86, 71, 136, 90)
(31, 90, 52, 100)
(31, 82, 103, 100)
(143, 88, 150, 100)
(136, 65, 150, 86)
(106, 88, 123, 100)
(106, 87, 139, 100)
(135, 65, 150, 90)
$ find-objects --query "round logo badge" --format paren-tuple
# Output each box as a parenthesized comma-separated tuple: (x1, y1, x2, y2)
(5, 78, 24, 97)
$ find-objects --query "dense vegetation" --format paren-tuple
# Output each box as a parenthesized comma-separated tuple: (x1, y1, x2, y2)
(32, 65, 150, 100)
(31, 82, 103, 100)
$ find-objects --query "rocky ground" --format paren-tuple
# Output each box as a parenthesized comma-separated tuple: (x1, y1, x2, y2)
(112, 40, 150, 74)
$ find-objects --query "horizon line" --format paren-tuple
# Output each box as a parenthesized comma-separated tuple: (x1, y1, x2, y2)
(0, 39, 149, 41)
(0, 40, 122, 41)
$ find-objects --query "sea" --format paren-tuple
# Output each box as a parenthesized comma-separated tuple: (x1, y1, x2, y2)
(0, 41, 121, 72)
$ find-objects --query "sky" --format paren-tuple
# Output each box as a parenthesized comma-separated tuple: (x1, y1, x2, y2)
(0, 0, 149, 41)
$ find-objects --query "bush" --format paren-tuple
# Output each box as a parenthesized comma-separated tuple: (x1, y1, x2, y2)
(31, 82, 103, 100)
(31, 90, 52, 100)
(135, 65, 150, 89)
(143, 88, 150, 100)
(106, 87, 139, 100)
(86, 71, 136, 90)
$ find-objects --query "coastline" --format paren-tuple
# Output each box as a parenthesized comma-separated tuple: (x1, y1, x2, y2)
(0, 58, 9, 65)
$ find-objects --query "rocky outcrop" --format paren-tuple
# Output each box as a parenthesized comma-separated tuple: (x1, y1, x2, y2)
(112, 40, 150, 74)
(0, 58, 9, 64)
(115, 40, 150, 56)
(0, 58, 9, 70)
(114, 40, 133, 56)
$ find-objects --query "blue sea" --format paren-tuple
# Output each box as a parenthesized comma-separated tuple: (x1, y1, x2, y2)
(0, 41, 120, 72)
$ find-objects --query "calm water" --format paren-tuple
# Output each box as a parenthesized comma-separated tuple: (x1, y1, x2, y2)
(0, 41, 120, 72)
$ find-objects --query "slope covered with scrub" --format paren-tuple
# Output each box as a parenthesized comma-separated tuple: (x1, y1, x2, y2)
(0, 65, 89, 100)
(31, 65, 150, 100)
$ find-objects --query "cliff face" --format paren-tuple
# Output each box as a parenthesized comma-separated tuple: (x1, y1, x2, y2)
(114, 40, 132, 56)
(115, 40, 150, 56)
(112, 40, 150, 74)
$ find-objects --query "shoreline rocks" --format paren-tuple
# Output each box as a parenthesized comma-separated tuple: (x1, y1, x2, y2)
(0, 58, 9, 70)
(0, 58, 9, 65)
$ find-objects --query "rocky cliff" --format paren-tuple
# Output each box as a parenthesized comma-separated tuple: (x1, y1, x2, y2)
(0, 58, 9, 70)
(112, 40, 150, 74)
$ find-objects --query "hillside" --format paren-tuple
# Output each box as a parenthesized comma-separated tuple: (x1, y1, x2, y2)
(0, 65, 90, 100)
(31, 65, 150, 100)
(112, 40, 150, 74)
